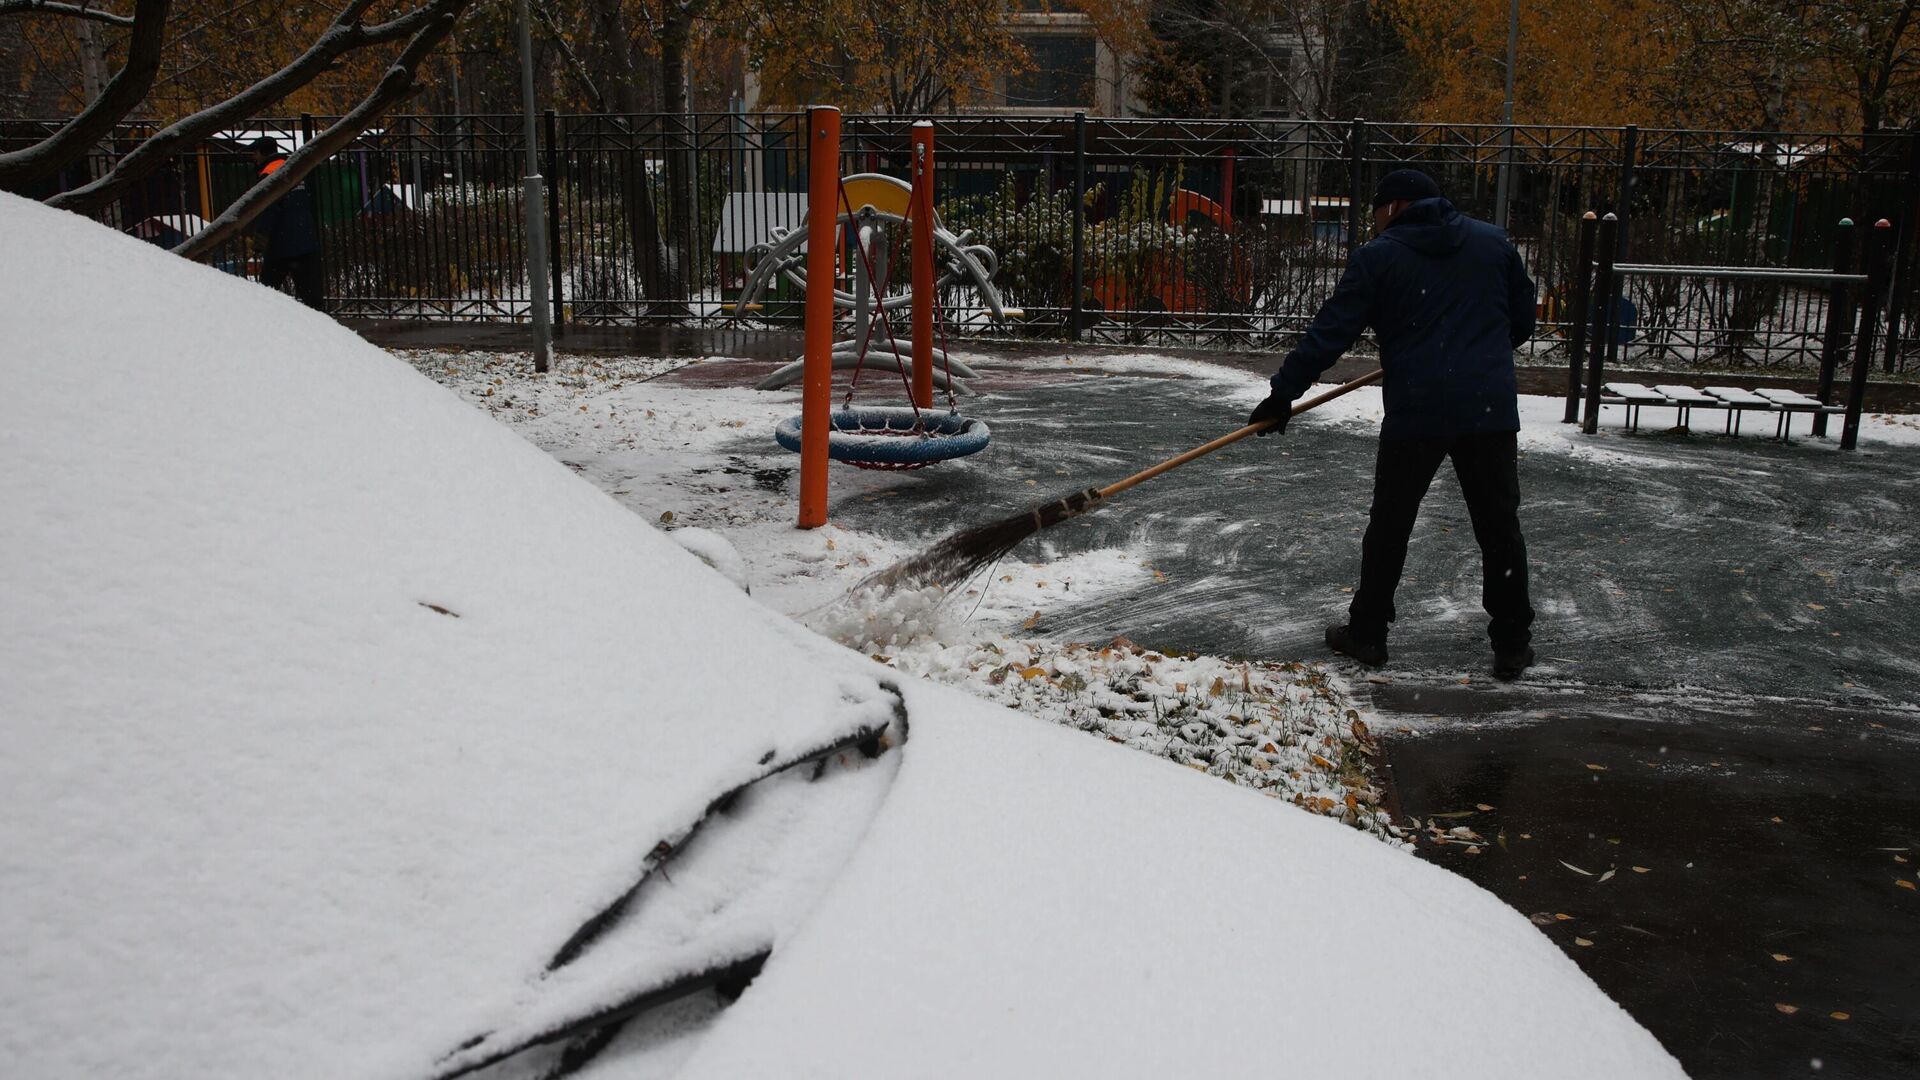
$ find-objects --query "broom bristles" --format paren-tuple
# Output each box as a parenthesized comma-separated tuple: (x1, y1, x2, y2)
(856, 487, 1106, 594)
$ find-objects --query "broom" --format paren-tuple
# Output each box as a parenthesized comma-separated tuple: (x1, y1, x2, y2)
(859, 368, 1384, 594)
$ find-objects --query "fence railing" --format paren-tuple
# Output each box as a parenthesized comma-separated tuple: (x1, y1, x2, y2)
(11, 112, 1918, 373)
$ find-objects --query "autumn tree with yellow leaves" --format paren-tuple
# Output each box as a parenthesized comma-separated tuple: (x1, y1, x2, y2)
(1387, 0, 1919, 132)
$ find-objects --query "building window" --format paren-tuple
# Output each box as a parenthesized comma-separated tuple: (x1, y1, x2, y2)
(1257, 46, 1292, 117)
(1005, 35, 1096, 109)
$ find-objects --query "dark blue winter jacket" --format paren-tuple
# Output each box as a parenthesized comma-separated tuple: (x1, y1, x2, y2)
(1270, 198, 1536, 441)
(250, 163, 321, 261)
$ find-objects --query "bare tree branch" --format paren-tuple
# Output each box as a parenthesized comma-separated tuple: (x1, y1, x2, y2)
(0, 0, 133, 27)
(531, 0, 604, 111)
(0, 0, 167, 194)
(47, 0, 459, 215)
(176, 2, 469, 261)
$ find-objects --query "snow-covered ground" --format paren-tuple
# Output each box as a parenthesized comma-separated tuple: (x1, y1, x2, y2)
(3, 190, 1689, 1078)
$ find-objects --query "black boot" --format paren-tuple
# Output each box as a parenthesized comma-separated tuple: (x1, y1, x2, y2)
(1492, 644, 1535, 681)
(1326, 624, 1388, 667)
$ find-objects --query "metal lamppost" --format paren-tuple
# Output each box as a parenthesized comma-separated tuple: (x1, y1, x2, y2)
(1494, 0, 1518, 229)
(517, 0, 553, 373)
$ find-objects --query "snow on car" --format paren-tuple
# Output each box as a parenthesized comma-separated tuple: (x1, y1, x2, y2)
(0, 191, 1684, 1078)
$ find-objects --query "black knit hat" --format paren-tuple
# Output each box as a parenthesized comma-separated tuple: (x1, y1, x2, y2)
(1371, 168, 1442, 208)
(249, 137, 280, 157)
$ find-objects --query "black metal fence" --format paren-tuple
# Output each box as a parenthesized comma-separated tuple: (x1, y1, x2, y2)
(14, 112, 1919, 372)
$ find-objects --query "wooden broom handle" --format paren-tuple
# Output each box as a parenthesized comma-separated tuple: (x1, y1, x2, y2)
(1096, 368, 1385, 500)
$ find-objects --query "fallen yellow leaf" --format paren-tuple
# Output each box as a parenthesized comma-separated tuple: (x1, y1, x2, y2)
(1311, 753, 1335, 770)
(1775, 1003, 1799, 1015)
(1830, 1012, 1851, 1021)
(1585, 763, 1609, 772)
(1021, 610, 1041, 630)
(1632, 866, 1651, 873)
(1476, 803, 1495, 811)
(1018, 666, 1047, 680)
(1771, 953, 1792, 962)
(1806, 602, 1824, 611)
(1574, 937, 1593, 947)
(1899, 879, 1917, 891)
(1554, 913, 1573, 921)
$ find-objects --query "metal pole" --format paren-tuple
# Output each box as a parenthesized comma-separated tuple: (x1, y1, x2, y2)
(1581, 213, 1619, 434)
(1348, 117, 1368, 255)
(799, 106, 841, 529)
(1494, 0, 1517, 229)
(1563, 210, 1597, 422)
(545, 108, 564, 336)
(1070, 111, 1087, 342)
(516, 0, 553, 373)
(911, 121, 935, 409)
(1881, 128, 1920, 373)
(1614, 124, 1638, 260)
(1813, 219, 1855, 437)
(1841, 220, 1893, 450)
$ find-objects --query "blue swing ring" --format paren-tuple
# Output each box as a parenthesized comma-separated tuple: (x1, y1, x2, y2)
(774, 406, 992, 470)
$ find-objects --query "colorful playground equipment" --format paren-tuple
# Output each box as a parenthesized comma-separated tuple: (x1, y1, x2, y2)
(735, 114, 1018, 523)
(1086, 188, 1253, 318)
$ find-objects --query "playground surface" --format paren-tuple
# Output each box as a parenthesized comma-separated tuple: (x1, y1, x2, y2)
(395, 337, 1919, 1078)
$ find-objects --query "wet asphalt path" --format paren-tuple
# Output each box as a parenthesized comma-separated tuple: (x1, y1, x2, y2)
(808, 360, 1920, 1078)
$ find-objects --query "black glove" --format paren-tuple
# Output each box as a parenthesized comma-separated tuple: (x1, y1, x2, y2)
(1248, 392, 1293, 436)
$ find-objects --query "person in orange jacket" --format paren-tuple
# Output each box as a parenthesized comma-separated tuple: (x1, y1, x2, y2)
(248, 138, 325, 311)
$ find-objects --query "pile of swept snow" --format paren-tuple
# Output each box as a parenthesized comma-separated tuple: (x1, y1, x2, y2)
(812, 585, 1397, 840)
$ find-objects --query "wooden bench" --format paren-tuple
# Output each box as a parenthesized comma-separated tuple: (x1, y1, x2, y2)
(1598, 382, 1673, 432)
(1753, 388, 1845, 440)
(1701, 386, 1776, 436)
(1651, 384, 1722, 430)
(1593, 383, 1844, 440)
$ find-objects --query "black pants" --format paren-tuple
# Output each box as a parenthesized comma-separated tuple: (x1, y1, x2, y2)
(260, 253, 325, 311)
(1348, 429, 1534, 650)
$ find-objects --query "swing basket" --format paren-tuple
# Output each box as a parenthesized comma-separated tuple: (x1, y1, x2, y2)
(774, 407, 991, 471)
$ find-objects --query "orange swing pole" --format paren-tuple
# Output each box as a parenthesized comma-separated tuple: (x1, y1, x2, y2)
(910, 121, 936, 410)
(799, 106, 841, 530)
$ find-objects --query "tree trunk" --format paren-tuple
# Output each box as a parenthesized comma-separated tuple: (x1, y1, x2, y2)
(659, 3, 694, 315)
(621, 121, 669, 310)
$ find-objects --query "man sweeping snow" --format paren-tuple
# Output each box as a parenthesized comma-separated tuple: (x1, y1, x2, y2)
(1248, 168, 1538, 679)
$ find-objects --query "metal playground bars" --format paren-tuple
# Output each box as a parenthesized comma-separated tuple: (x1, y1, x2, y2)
(1565, 213, 1893, 450)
